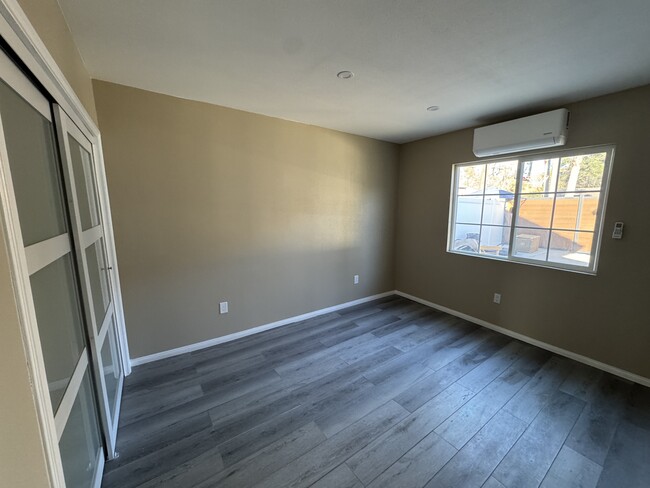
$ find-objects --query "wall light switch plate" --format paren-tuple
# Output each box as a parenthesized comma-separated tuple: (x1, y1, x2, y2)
(493, 293, 501, 304)
(219, 301, 228, 314)
(354, 275, 360, 285)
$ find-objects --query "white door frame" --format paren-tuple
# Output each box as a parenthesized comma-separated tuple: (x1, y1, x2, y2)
(0, 0, 131, 376)
(55, 105, 124, 458)
(0, 49, 66, 488)
(0, 1, 130, 487)
(0, 46, 106, 488)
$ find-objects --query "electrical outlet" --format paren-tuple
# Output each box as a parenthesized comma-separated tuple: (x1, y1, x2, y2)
(493, 293, 501, 304)
(354, 274, 360, 285)
(219, 301, 229, 314)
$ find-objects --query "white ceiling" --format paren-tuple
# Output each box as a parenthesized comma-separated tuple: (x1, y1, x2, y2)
(58, 0, 650, 143)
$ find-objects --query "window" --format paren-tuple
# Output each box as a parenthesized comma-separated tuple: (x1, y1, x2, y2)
(448, 145, 614, 274)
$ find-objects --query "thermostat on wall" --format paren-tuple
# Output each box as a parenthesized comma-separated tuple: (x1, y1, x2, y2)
(612, 222, 624, 239)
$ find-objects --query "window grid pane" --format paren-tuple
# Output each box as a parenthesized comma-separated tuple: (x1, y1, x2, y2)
(451, 224, 481, 254)
(557, 153, 606, 192)
(482, 196, 510, 226)
(455, 195, 484, 225)
(551, 192, 601, 232)
(457, 164, 486, 194)
(516, 193, 556, 229)
(449, 146, 612, 273)
(485, 160, 518, 194)
(480, 225, 510, 258)
(513, 229, 550, 262)
(520, 158, 559, 193)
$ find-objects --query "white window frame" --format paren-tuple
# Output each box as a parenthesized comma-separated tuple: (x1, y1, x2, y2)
(447, 144, 615, 275)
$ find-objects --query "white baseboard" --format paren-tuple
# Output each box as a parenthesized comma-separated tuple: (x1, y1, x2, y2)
(130, 290, 397, 367)
(131, 288, 650, 388)
(395, 290, 650, 388)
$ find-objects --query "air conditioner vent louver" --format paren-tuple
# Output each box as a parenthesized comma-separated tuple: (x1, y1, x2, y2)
(473, 109, 569, 157)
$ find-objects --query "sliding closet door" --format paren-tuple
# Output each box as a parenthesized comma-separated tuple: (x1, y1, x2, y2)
(0, 51, 104, 486)
(55, 106, 124, 458)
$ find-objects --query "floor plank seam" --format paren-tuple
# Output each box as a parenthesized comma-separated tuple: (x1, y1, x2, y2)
(103, 297, 650, 488)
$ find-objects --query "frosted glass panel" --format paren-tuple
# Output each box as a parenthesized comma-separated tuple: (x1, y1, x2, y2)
(85, 238, 111, 332)
(59, 371, 101, 488)
(69, 134, 100, 230)
(101, 321, 121, 419)
(0, 80, 66, 245)
(30, 254, 86, 411)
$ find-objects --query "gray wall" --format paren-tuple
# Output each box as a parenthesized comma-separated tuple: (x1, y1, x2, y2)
(93, 80, 399, 359)
(396, 85, 650, 379)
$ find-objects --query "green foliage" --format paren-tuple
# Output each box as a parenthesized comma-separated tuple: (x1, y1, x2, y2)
(558, 153, 605, 191)
(458, 165, 485, 192)
(485, 161, 518, 193)
(457, 152, 605, 197)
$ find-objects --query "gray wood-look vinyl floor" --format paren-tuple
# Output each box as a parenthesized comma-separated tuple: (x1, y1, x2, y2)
(102, 296, 650, 488)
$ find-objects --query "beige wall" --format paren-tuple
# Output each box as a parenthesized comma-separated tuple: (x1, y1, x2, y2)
(396, 85, 650, 379)
(0, 236, 50, 487)
(92, 80, 399, 359)
(16, 0, 98, 123)
(2, 5, 645, 488)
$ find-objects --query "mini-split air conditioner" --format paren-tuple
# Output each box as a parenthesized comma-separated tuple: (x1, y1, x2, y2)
(472, 108, 570, 157)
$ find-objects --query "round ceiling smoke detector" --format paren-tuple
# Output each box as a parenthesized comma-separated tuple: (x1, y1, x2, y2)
(337, 70, 354, 79)
(427, 105, 440, 112)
